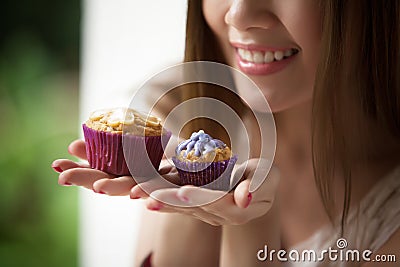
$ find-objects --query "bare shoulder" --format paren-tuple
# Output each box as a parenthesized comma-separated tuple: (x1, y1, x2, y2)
(362, 228, 400, 267)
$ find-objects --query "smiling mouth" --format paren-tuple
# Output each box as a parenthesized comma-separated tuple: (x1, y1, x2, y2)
(237, 48, 299, 64)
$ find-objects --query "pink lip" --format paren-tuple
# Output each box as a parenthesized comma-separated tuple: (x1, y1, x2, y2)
(231, 43, 298, 76)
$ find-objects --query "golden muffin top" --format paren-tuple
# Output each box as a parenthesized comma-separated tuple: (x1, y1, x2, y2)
(84, 108, 163, 136)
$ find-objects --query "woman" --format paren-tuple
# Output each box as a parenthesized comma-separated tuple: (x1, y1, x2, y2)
(53, 0, 400, 266)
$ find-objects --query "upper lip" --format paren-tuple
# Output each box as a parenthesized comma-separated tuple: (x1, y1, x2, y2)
(230, 42, 299, 52)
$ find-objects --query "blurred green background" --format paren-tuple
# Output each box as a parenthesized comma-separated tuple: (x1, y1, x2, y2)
(0, 0, 80, 266)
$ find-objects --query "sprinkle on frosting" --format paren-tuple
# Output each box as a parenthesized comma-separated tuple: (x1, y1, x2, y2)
(85, 107, 163, 136)
(176, 130, 231, 162)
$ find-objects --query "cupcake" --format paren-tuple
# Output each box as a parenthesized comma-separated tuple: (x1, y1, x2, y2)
(172, 130, 237, 191)
(82, 108, 171, 176)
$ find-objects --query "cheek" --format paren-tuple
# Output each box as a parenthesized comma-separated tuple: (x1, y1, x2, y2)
(202, 0, 232, 55)
(284, 2, 322, 74)
(202, 0, 226, 33)
(267, 2, 321, 110)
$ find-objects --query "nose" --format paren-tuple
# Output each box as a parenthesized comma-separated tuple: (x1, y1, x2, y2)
(225, 0, 278, 31)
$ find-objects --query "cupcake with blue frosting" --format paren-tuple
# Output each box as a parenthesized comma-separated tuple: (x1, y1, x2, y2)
(172, 130, 237, 190)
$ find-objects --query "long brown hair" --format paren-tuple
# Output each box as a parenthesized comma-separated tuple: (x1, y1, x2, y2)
(179, 0, 255, 147)
(313, 0, 400, 228)
(183, 0, 400, 229)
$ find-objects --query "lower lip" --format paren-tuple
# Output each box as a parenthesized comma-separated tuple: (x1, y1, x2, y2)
(236, 52, 297, 76)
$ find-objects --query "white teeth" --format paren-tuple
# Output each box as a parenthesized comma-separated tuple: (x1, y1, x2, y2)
(284, 49, 293, 57)
(243, 50, 253, 62)
(238, 48, 245, 58)
(274, 51, 284, 61)
(238, 48, 297, 63)
(253, 51, 264, 63)
(264, 51, 274, 63)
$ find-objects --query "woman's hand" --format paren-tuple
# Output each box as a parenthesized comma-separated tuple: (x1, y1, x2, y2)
(52, 139, 180, 195)
(52, 139, 137, 195)
(130, 158, 280, 226)
(53, 140, 280, 226)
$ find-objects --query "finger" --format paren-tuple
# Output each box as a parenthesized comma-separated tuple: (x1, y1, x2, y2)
(159, 159, 174, 170)
(130, 179, 166, 199)
(130, 184, 149, 199)
(148, 188, 258, 226)
(201, 191, 272, 225)
(224, 201, 272, 225)
(144, 196, 182, 212)
(148, 188, 223, 211)
(93, 176, 136, 196)
(150, 188, 189, 207)
(199, 193, 245, 222)
(251, 166, 280, 202)
(130, 174, 179, 199)
(248, 158, 274, 193)
(175, 186, 242, 221)
(234, 158, 279, 200)
(129, 163, 180, 199)
(231, 160, 248, 188)
(161, 168, 180, 185)
(51, 159, 89, 173)
(143, 194, 226, 225)
(59, 168, 115, 189)
(233, 179, 252, 209)
(143, 198, 196, 215)
(68, 139, 87, 160)
(175, 186, 227, 206)
(158, 164, 173, 175)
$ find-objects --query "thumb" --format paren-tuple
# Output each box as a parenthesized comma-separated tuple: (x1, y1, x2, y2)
(233, 178, 251, 209)
(251, 165, 280, 205)
(68, 139, 88, 160)
(233, 159, 280, 208)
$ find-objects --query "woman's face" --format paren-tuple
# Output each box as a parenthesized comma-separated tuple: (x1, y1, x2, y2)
(202, 0, 322, 112)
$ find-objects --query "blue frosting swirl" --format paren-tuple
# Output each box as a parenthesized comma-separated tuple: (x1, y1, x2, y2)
(176, 130, 226, 157)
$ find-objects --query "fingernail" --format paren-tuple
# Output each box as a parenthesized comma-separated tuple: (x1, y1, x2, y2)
(63, 182, 73, 186)
(52, 166, 63, 173)
(93, 189, 106, 194)
(130, 195, 140, 199)
(245, 193, 252, 208)
(148, 203, 163, 211)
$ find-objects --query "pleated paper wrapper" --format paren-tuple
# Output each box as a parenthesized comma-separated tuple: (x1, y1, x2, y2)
(172, 155, 238, 191)
(83, 124, 171, 176)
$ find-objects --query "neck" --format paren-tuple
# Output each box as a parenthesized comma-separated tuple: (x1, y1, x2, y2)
(273, 101, 313, 170)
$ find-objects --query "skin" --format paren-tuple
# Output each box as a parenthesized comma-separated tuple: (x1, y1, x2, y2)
(53, 0, 400, 266)
(203, 0, 321, 112)
(53, 140, 280, 267)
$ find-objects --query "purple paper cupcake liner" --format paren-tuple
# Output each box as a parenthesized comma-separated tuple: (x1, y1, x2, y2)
(172, 155, 238, 191)
(83, 124, 171, 176)
(123, 130, 171, 177)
